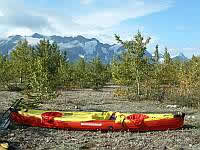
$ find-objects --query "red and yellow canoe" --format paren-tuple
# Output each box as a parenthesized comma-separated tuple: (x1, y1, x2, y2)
(11, 109, 185, 131)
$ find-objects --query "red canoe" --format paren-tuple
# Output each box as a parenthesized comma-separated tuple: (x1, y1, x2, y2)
(11, 109, 185, 132)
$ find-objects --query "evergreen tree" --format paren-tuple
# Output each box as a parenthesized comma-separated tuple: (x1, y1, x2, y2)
(163, 47, 171, 64)
(111, 52, 135, 85)
(89, 57, 111, 90)
(153, 44, 159, 63)
(0, 54, 15, 87)
(158, 47, 178, 86)
(74, 57, 90, 88)
(188, 56, 200, 87)
(10, 40, 33, 84)
(114, 31, 151, 95)
(57, 51, 72, 88)
(34, 40, 64, 90)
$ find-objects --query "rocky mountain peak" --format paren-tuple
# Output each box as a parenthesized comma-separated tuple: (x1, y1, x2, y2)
(32, 33, 44, 39)
(0, 33, 189, 63)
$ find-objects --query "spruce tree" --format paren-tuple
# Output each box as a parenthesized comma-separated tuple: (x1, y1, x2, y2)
(163, 47, 171, 64)
(10, 40, 33, 84)
(89, 57, 110, 90)
(114, 31, 151, 95)
(74, 57, 90, 88)
(154, 44, 159, 63)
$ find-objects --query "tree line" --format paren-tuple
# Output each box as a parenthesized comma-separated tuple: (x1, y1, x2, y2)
(0, 31, 199, 108)
(112, 31, 200, 107)
(0, 39, 111, 105)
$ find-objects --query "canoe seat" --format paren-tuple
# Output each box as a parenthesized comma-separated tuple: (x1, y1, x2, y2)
(91, 112, 114, 120)
(53, 112, 114, 122)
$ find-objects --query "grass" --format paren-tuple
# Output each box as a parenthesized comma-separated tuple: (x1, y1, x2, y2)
(113, 86, 200, 109)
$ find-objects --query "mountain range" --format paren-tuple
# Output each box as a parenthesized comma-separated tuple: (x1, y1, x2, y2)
(0, 33, 188, 63)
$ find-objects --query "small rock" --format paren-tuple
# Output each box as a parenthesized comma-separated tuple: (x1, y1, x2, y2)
(162, 146, 167, 150)
(0, 143, 8, 150)
(166, 105, 177, 108)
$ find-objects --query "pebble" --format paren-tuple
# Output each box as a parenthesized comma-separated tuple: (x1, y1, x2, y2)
(0, 89, 200, 150)
(166, 105, 177, 108)
(0, 143, 8, 150)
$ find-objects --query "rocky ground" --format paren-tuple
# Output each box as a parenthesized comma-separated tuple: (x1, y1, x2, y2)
(0, 86, 200, 150)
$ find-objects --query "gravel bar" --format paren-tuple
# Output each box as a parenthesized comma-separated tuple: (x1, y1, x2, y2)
(0, 87, 200, 150)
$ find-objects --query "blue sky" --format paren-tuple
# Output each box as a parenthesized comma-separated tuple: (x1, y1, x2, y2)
(0, 0, 199, 58)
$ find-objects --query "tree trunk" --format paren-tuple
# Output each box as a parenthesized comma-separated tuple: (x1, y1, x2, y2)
(136, 69, 140, 95)
(137, 81, 140, 95)
(20, 71, 23, 83)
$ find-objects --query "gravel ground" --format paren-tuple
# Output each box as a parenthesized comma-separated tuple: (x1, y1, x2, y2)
(0, 86, 200, 150)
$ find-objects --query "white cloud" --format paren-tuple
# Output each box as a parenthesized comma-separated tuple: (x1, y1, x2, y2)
(74, 1, 173, 28)
(45, 15, 105, 36)
(0, 0, 51, 36)
(4, 28, 34, 37)
(0, 0, 25, 15)
(0, 0, 174, 44)
(0, 14, 49, 30)
(80, 0, 94, 5)
(0, 11, 3, 16)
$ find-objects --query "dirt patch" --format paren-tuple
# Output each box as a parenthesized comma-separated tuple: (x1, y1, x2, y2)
(0, 87, 200, 150)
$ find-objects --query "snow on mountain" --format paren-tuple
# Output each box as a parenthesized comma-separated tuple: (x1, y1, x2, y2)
(84, 40, 98, 54)
(6, 33, 191, 63)
(0, 33, 189, 63)
(59, 40, 84, 49)
(25, 37, 41, 45)
(109, 44, 123, 55)
(79, 54, 85, 58)
(0, 33, 124, 63)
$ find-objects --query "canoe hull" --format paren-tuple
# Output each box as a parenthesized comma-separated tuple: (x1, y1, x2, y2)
(11, 110, 185, 132)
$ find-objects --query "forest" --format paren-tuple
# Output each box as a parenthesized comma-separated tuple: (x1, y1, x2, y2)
(0, 31, 199, 108)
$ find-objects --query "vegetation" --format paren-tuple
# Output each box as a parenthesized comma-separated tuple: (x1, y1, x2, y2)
(0, 39, 111, 108)
(0, 31, 199, 108)
(112, 31, 200, 107)
(113, 31, 151, 95)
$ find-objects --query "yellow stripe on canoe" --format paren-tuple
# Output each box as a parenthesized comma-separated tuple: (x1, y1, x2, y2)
(17, 109, 175, 122)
